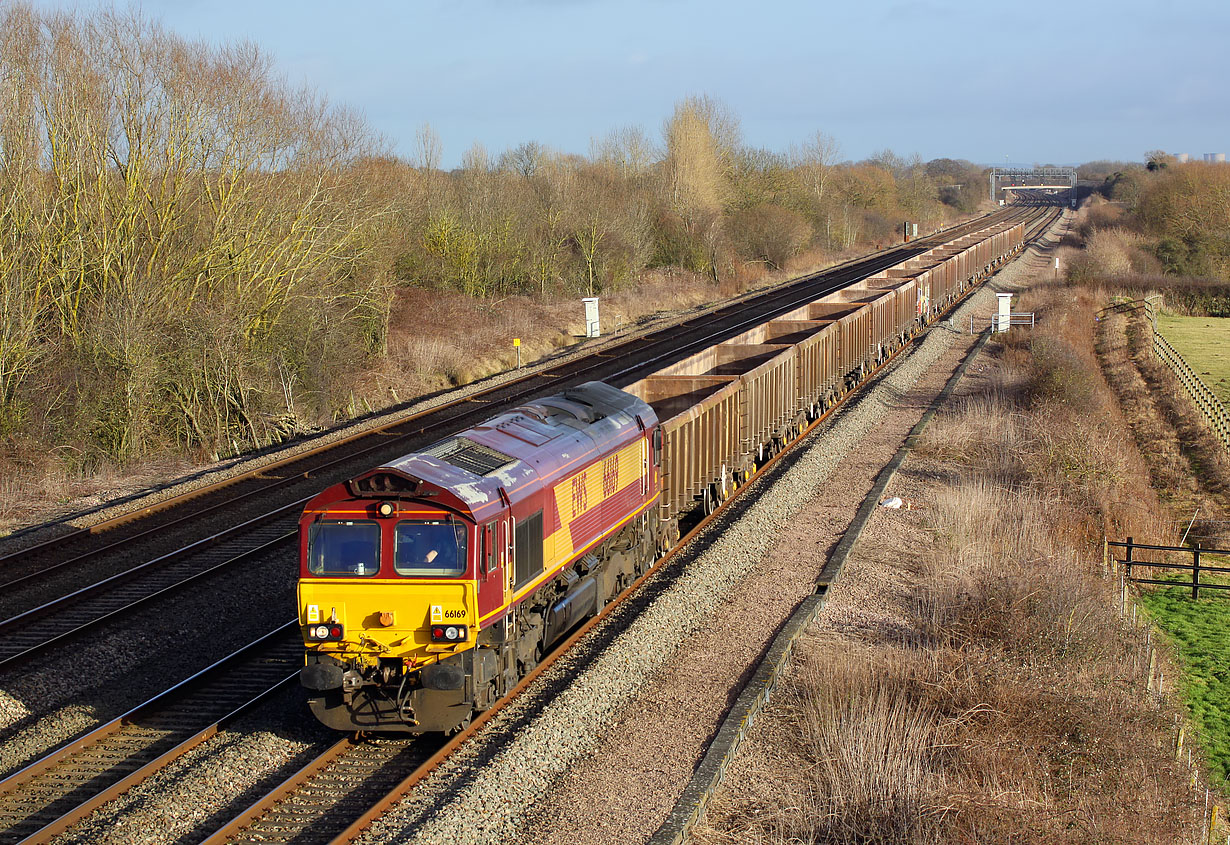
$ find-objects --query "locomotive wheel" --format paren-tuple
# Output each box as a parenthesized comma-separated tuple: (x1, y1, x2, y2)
(518, 643, 542, 675)
(447, 708, 475, 735)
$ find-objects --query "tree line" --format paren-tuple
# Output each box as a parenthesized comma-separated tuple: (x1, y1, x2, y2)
(1090, 155, 1230, 280)
(0, 4, 990, 470)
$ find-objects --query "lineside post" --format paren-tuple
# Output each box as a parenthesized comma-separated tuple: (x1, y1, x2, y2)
(1193, 545, 1201, 600)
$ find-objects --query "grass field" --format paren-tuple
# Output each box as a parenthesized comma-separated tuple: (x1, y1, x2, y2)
(1139, 567, 1230, 792)
(1156, 315, 1230, 405)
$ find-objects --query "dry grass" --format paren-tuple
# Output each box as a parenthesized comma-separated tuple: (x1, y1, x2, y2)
(695, 279, 1209, 844)
(0, 437, 200, 535)
(1095, 310, 1230, 512)
(733, 646, 945, 845)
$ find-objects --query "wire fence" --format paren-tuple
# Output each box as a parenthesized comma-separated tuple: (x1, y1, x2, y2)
(1152, 331, 1230, 452)
(1096, 296, 1230, 453)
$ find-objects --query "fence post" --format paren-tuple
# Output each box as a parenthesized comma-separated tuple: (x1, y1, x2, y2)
(1126, 536, 1134, 582)
(1193, 544, 1202, 600)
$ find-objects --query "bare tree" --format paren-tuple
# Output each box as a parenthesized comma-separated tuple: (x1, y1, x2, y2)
(414, 122, 443, 171)
(591, 124, 656, 182)
(0, 3, 389, 456)
(792, 130, 841, 206)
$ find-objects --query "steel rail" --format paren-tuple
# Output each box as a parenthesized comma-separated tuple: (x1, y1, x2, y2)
(203, 206, 1060, 845)
(0, 207, 1032, 584)
(0, 499, 302, 630)
(0, 207, 1036, 638)
(0, 623, 300, 845)
(0, 492, 307, 595)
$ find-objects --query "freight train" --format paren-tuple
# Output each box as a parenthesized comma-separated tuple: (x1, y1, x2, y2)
(297, 214, 1030, 733)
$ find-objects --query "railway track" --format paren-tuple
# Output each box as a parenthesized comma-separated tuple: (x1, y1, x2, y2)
(0, 206, 1037, 606)
(191, 205, 1064, 845)
(0, 206, 1059, 843)
(200, 736, 440, 845)
(0, 209, 1043, 665)
(0, 626, 301, 844)
(0, 208, 1045, 680)
(0, 508, 298, 672)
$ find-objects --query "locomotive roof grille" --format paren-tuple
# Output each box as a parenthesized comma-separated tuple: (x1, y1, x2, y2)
(423, 437, 515, 476)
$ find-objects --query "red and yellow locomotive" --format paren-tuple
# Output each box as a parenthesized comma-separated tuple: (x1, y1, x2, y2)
(298, 382, 661, 733)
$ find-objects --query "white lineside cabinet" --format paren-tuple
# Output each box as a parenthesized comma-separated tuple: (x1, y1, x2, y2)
(996, 292, 1012, 332)
(583, 297, 600, 338)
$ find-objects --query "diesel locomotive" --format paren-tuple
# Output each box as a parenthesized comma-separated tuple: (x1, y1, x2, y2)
(298, 382, 662, 733)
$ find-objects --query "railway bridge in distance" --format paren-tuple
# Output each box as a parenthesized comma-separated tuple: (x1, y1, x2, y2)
(989, 167, 1077, 207)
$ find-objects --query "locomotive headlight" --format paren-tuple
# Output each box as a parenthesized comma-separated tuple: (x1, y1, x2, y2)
(314, 625, 329, 639)
(445, 626, 458, 640)
(377, 501, 396, 518)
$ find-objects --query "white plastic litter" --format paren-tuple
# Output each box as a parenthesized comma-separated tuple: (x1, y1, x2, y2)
(880, 496, 904, 509)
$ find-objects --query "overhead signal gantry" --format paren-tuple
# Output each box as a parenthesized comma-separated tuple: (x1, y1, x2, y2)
(989, 167, 1076, 206)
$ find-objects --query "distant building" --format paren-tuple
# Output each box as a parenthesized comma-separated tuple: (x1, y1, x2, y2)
(1175, 153, 1190, 163)
(1203, 153, 1226, 163)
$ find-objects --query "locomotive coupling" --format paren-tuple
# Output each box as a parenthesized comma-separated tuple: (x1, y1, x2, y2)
(341, 669, 363, 696)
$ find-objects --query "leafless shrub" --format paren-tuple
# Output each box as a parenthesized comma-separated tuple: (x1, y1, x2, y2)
(728, 204, 813, 271)
(787, 649, 942, 844)
(913, 479, 1124, 663)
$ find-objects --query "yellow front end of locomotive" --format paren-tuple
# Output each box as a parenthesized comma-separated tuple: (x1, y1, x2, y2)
(298, 578, 478, 671)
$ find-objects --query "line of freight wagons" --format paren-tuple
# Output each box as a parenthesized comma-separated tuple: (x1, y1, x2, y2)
(625, 217, 1028, 544)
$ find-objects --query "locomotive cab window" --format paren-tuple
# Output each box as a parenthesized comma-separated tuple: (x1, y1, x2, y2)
(394, 521, 468, 577)
(308, 521, 381, 577)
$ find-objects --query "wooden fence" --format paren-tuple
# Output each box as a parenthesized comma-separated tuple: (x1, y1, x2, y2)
(1107, 537, 1230, 599)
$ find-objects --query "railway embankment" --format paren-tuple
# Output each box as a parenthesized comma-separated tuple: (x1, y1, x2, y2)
(1096, 302, 1230, 799)
(687, 217, 1217, 843)
(1061, 190, 1230, 802)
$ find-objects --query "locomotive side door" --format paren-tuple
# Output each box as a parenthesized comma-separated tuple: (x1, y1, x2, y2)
(476, 518, 507, 622)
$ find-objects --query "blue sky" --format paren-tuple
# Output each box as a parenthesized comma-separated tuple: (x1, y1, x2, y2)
(33, 0, 1230, 168)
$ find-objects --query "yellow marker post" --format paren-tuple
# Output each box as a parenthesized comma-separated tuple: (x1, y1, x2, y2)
(513, 338, 521, 369)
